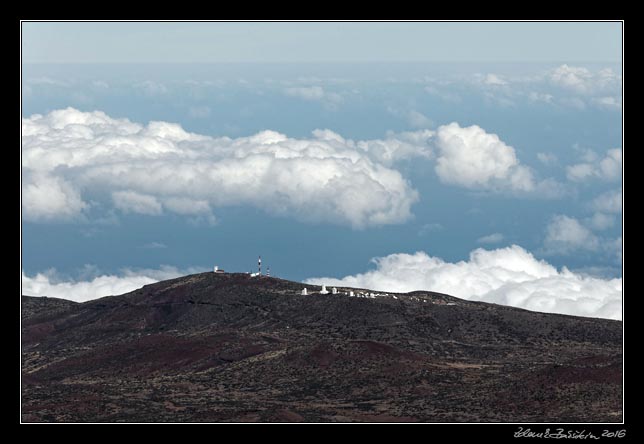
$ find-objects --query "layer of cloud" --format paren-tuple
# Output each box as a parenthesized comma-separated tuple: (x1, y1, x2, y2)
(483, 73, 508, 86)
(21, 266, 198, 302)
(112, 191, 163, 215)
(567, 148, 622, 182)
(284, 86, 325, 100)
(549, 65, 620, 96)
(283, 85, 343, 107)
(450, 64, 621, 111)
(306, 245, 622, 320)
(22, 108, 427, 228)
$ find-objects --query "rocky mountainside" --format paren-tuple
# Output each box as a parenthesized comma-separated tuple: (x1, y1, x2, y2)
(21, 272, 622, 422)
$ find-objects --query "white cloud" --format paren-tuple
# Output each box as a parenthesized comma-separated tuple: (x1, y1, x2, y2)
(567, 148, 622, 182)
(593, 189, 622, 214)
(91, 80, 109, 90)
(434, 122, 536, 192)
(566, 163, 595, 181)
(22, 173, 87, 222)
(612, 236, 622, 264)
(163, 197, 212, 215)
(21, 266, 197, 303)
(418, 223, 443, 236)
(283, 85, 343, 107)
(543, 215, 599, 254)
(483, 73, 507, 86)
(112, 191, 163, 215)
(536, 152, 558, 165)
(587, 212, 615, 231)
(25, 77, 70, 87)
(465, 65, 620, 111)
(424, 86, 462, 103)
(386, 107, 434, 130)
(559, 97, 587, 110)
(284, 85, 325, 100)
(306, 245, 622, 320)
(141, 242, 167, 249)
(528, 91, 554, 104)
(22, 108, 423, 228)
(549, 65, 620, 95)
(407, 110, 434, 129)
(477, 233, 504, 244)
(358, 129, 434, 165)
(593, 96, 622, 110)
(188, 106, 212, 119)
(137, 80, 168, 96)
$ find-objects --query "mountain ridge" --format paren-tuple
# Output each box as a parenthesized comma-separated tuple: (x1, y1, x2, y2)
(21, 272, 622, 423)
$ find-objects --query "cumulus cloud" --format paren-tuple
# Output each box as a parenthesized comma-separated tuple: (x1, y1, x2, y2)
(21, 266, 198, 302)
(357, 129, 434, 165)
(22, 108, 425, 228)
(536, 152, 558, 165)
(306, 245, 622, 320)
(593, 189, 622, 214)
(477, 233, 504, 244)
(22, 173, 87, 222)
(549, 65, 620, 95)
(543, 215, 599, 255)
(434, 122, 536, 192)
(463, 65, 620, 111)
(567, 148, 622, 182)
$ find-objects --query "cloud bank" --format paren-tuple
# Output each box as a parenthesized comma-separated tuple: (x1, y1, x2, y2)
(22, 108, 428, 228)
(460, 64, 621, 111)
(21, 266, 195, 303)
(306, 245, 621, 320)
(22, 109, 564, 227)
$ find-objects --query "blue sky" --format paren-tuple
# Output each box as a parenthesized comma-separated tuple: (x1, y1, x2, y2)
(21, 22, 622, 320)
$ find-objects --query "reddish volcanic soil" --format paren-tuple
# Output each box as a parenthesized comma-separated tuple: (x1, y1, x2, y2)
(21, 272, 622, 422)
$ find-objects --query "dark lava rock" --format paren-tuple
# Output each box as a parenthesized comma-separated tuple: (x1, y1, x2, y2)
(21, 272, 622, 423)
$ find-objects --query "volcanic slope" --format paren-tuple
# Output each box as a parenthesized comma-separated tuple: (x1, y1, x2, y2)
(22, 272, 622, 422)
